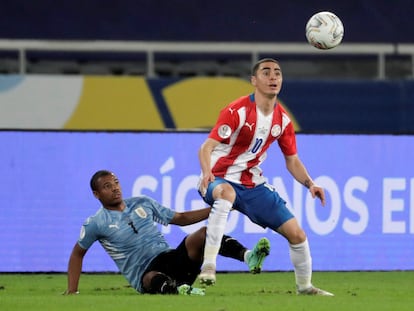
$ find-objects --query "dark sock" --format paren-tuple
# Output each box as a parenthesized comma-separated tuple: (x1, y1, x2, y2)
(218, 235, 247, 262)
(148, 273, 177, 294)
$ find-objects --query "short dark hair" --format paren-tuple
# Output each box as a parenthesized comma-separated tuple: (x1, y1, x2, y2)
(90, 170, 113, 191)
(251, 58, 280, 76)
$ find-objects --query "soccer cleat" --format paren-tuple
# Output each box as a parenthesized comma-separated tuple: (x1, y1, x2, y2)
(177, 284, 206, 296)
(247, 237, 270, 274)
(198, 263, 216, 286)
(297, 286, 334, 296)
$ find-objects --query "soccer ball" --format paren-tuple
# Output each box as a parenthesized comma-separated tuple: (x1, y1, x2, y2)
(305, 11, 344, 50)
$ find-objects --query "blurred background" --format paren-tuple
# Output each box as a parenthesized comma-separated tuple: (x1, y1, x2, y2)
(1, 0, 414, 79)
(1, 0, 414, 132)
(1, 0, 413, 273)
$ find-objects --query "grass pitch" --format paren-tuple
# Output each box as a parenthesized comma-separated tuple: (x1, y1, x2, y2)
(0, 271, 413, 311)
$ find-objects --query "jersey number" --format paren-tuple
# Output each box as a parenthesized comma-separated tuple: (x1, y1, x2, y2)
(251, 138, 263, 153)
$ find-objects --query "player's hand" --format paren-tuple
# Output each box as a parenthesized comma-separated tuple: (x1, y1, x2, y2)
(309, 184, 326, 206)
(62, 289, 79, 295)
(198, 173, 215, 197)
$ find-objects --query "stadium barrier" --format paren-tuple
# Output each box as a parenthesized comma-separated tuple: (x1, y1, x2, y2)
(1, 39, 413, 79)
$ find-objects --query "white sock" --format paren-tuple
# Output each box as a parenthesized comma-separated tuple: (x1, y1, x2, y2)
(289, 239, 313, 291)
(202, 199, 233, 267)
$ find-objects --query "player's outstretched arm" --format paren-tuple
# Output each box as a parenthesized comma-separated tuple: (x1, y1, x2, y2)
(170, 207, 212, 226)
(64, 243, 87, 295)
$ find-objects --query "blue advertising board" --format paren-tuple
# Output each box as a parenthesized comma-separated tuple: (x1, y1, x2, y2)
(1, 131, 413, 272)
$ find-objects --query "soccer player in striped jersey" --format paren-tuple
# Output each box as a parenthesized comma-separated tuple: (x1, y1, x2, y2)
(197, 58, 333, 296)
(64, 170, 270, 295)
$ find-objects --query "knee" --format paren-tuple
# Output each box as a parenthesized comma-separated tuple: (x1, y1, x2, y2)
(287, 228, 307, 245)
(278, 218, 307, 244)
(194, 227, 207, 243)
(185, 227, 207, 261)
(212, 183, 236, 202)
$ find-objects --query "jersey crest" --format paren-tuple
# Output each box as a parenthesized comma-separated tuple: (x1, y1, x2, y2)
(134, 206, 147, 218)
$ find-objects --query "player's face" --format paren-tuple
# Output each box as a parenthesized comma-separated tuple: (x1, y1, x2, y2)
(251, 61, 283, 98)
(93, 174, 123, 207)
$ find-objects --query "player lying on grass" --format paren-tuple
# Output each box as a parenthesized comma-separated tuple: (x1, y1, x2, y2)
(64, 170, 270, 295)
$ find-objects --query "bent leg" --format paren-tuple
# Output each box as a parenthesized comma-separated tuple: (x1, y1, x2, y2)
(218, 235, 247, 262)
(185, 227, 207, 262)
(186, 226, 247, 263)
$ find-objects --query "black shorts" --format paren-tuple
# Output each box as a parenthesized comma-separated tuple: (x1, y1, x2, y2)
(143, 236, 202, 287)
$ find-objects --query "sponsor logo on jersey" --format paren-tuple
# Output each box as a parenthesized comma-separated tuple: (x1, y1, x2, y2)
(258, 126, 267, 135)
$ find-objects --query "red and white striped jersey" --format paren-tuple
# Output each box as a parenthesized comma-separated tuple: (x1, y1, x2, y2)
(208, 94, 297, 187)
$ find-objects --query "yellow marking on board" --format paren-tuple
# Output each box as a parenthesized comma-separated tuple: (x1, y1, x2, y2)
(163, 77, 300, 130)
(64, 77, 163, 130)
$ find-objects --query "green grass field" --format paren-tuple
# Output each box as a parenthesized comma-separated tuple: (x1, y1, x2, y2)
(1, 271, 413, 311)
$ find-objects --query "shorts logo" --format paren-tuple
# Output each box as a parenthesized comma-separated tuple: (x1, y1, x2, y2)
(218, 124, 232, 139)
(271, 125, 281, 137)
(135, 207, 147, 218)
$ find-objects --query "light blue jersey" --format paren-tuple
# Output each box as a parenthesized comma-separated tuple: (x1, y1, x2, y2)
(78, 196, 175, 292)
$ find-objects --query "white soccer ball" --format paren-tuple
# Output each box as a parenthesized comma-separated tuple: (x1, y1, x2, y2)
(305, 11, 344, 50)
